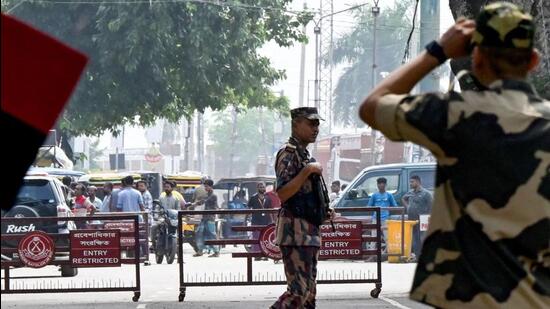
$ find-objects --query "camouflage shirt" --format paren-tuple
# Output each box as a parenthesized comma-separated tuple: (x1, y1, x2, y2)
(275, 137, 321, 247)
(374, 79, 550, 308)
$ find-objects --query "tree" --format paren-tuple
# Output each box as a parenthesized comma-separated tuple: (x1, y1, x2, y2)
(448, 0, 550, 98)
(329, 1, 413, 126)
(1, 1, 312, 135)
(208, 107, 290, 177)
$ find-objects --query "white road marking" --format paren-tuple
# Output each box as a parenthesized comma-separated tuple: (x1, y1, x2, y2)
(136, 304, 147, 309)
(380, 296, 412, 309)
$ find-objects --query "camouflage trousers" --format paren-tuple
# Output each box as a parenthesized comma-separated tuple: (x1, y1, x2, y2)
(271, 246, 319, 309)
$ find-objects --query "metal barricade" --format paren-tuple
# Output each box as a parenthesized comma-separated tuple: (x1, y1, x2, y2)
(88, 212, 151, 264)
(1, 214, 142, 301)
(176, 207, 383, 302)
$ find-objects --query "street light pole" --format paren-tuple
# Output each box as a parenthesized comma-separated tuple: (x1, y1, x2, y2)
(313, 2, 371, 115)
(371, 3, 380, 91)
(370, 1, 380, 166)
(314, 25, 321, 112)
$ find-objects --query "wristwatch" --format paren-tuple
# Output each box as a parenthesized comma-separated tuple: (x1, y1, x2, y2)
(425, 40, 447, 64)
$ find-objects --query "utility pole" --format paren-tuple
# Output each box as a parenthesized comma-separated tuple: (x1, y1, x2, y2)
(419, 0, 440, 92)
(298, 2, 308, 107)
(314, 25, 321, 112)
(183, 117, 192, 171)
(370, 1, 380, 166)
(313, 2, 370, 110)
(197, 112, 204, 172)
(228, 106, 238, 177)
(320, 0, 334, 133)
(312, 2, 370, 153)
(371, 2, 380, 92)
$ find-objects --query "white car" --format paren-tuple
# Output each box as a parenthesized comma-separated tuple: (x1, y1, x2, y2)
(1, 174, 78, 276)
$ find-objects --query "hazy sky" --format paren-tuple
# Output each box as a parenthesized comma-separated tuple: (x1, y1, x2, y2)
(262, 0, 456, 108)
(102, 0, 456, 150)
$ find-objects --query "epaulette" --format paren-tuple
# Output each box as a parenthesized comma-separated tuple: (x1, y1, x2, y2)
(282, 143, 296, 153)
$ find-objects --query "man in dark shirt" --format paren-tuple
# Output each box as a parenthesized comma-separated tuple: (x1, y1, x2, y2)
(194, 179, 220, 257)
(248, 182, 272, 260)
(402, 175, 432, 258)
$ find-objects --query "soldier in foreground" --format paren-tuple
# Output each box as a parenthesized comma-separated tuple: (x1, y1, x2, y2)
(359, 2, 549, 308)
(271, 107, 333, 309)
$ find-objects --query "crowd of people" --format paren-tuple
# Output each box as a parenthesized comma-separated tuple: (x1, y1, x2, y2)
(61, 174, 285, 259)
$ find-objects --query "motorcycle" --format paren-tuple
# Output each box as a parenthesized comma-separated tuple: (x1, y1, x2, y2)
(153, 205, 178, 264)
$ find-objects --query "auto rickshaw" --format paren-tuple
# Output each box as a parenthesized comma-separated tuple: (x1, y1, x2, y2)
(213, 176, 276, 241)
(78, 172, 143, 200)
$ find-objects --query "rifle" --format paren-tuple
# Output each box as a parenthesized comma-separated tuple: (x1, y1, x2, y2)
(285, 138, 336, 230)
(311, 173, 336, 232)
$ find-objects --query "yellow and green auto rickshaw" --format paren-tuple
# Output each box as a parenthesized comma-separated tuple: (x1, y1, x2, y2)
(78, 172, 143, 200)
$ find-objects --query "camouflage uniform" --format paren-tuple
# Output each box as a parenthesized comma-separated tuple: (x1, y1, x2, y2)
(272, 108, 323, 309)
(372, 3, 550, 308)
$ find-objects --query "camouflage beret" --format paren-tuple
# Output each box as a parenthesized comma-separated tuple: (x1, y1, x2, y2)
(290, 107, 324, 121)
(472, 2, 535, 49)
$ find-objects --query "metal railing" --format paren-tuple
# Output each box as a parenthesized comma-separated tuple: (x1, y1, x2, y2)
(1, 214, 142, 301)
(176, 207, 383, 302)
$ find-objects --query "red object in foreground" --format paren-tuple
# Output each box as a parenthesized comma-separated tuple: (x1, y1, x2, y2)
(17, 231, 56, 268)
(259, 224, 282, 260)
(1, 13, 88, 134)
(1, 13, 88, 211)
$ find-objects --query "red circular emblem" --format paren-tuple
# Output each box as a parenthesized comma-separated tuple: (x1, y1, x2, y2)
(259, 224, 282, 260)
(17, 231, 55, 268)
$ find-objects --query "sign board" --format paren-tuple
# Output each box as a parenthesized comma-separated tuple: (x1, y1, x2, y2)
(319, 221, 362, 259)
(18, 231, 55, 268)
(419, 215, 430, 232)
(104, 221, 136, 248)
(70, 229, 121, 267)
(109, 153, 126, 170)
(160, 143, 181, 156)
(259, 221, 363, 260)
(104, 221, 135, 233)
(259, 224, 282, 260)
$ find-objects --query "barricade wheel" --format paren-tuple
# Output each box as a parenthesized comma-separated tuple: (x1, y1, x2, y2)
(132, 292, 140, 302)
(370, 288, 381, 298)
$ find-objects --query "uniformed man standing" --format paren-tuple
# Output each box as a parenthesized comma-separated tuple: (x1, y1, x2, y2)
(271, 107, 327, 309)
(360, 2, 549, 308)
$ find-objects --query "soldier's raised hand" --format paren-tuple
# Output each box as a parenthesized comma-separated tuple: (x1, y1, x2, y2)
(438, 17, 476, 59)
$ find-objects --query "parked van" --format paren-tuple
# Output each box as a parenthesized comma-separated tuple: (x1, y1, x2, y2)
(333, 163, 436, 217)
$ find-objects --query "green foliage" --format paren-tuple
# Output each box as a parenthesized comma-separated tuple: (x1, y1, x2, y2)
(2, 0, 311, 135)
(329, 1, 413, 126)
(208, 107, 290, 176)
